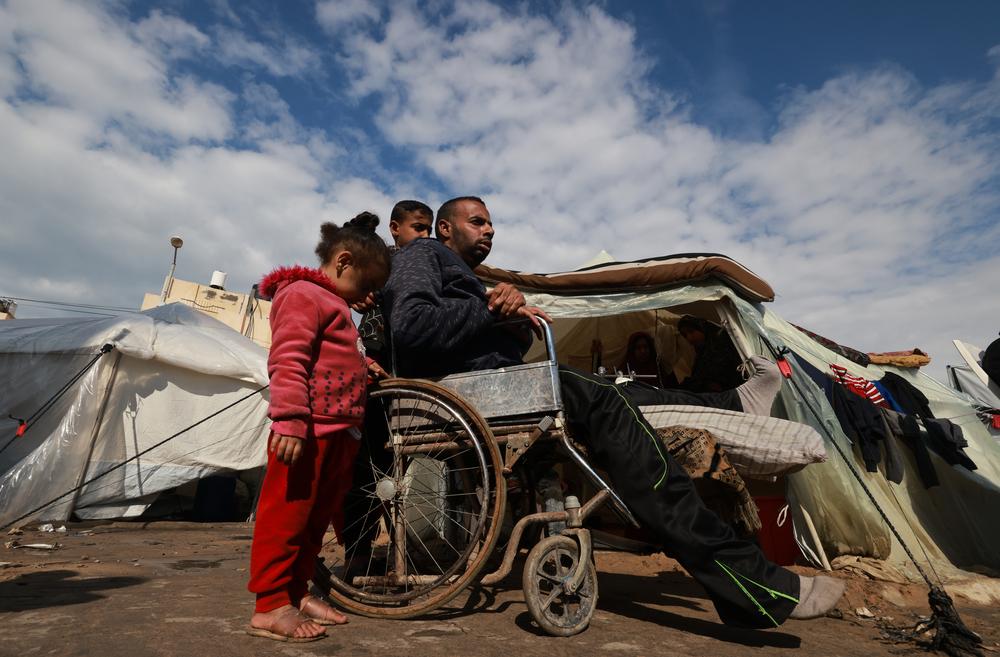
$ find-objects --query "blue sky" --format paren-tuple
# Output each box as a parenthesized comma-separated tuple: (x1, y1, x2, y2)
(1, 0, 998, 378)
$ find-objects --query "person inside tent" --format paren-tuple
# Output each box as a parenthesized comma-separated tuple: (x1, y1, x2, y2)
(677, 315, 744, 393)
(618, 331, 674, 387)
(381, 195, 844, 630)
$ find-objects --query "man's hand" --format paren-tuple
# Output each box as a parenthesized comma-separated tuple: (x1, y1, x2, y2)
(487, 283, 526, 318)
(501, 305, 552, 344)
(367, 359, 388, 383)
(351, 292, 377, 314)
(516, 306, 552, 337)
(269, 433, 304, 465)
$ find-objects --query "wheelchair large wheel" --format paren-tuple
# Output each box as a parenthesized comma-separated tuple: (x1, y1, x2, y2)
(523, 535, 598, 636)
(314, 378, 506, 618)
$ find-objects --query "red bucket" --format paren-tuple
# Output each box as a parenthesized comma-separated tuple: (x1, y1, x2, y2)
(754, 496, 799, 566)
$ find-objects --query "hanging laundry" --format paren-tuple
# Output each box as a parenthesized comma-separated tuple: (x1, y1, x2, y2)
(874, 410, 905, 484)
(872, 381, 904, 414)
(922, 418, 977, 471)
(878, 372, 934, 418)
(892, 413, 941, 488)
(829, 364, 887, 407)
(795, 353, 894, 478)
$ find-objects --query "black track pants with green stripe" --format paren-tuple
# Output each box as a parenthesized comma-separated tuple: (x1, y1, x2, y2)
(558, 367, 800, 628)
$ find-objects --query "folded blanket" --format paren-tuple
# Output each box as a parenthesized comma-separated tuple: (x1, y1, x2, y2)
(866, 349, 931, 368)
(660, 426, 761, 535)
(640, 404, 827, 479)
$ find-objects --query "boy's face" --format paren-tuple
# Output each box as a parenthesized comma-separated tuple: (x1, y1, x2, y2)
(389, 211, 432, 248)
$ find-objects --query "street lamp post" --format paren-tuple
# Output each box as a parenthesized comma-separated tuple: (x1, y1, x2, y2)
(159, 235, 184, 305)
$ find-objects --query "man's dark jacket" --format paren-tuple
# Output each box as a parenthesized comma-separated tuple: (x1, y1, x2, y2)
(381, 238, 525, 376)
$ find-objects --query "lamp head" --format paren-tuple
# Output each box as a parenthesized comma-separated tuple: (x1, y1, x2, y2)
(169, 236, 184, 249)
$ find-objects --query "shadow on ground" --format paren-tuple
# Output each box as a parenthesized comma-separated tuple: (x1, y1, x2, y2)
(597, 569, 802, 649)
(0, 569, 145, 612)
(371, 565, 801, 649)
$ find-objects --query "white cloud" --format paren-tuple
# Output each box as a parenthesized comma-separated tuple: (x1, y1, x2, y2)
(215, 27, 322, 78)
(1, 0, 997, 384)
(5, 0, 233, 141)
(0, 0, 397, 325)
(335, 3, 1000, 376)
(316, 0, 381, 33)
(133, 9, 210, 60)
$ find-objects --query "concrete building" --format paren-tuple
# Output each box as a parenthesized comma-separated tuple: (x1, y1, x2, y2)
(141, 276, 272, 348)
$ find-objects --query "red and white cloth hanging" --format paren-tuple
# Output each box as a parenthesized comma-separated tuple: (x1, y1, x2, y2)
(829, 363, 888, 408)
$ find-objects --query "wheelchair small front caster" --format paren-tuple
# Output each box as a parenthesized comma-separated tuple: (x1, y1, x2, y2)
(523, 534, 597, 636)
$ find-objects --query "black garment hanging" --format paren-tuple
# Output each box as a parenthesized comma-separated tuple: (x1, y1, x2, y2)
(794, 353, 889, 476)
(922, 418, 977, 471)
(887, 411, 940, 488)
(875, 409, 905, 484)
(878, 372, 934, 418)
(879, 372, 978, 473)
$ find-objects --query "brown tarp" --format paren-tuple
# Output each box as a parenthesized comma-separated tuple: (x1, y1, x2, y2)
(475, 253, 775, 303)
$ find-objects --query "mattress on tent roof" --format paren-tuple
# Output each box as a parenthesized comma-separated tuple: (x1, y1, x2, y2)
(476, 252, 775, 303)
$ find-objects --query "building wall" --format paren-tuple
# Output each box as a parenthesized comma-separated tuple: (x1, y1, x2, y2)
(141, 278, 272, 348)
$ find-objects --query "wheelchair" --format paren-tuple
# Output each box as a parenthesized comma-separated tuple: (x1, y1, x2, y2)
(313, 322, 639, 636)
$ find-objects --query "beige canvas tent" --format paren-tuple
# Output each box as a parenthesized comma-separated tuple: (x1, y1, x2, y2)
(477, 253, 1000, 589)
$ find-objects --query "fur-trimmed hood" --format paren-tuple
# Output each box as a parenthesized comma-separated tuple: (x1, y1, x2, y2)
(259, 265, 337, 300)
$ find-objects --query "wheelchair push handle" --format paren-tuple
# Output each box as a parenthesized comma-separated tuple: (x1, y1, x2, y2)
(494, 316, 558, 363)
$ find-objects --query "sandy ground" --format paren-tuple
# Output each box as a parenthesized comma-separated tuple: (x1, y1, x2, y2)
(1, 521, 998, 657)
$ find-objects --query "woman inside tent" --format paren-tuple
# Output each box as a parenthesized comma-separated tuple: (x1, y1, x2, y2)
(618, 331, 674, 387)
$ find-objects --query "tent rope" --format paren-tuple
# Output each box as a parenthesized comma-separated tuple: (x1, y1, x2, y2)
(0, 344, 115, 458)
(0, 384, 269, 533)
(760, 337, 983, 657)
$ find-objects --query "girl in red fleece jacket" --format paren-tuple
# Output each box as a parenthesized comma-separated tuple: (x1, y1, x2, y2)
(247, 213, 390, 643)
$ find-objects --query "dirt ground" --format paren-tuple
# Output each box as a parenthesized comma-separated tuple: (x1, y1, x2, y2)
(1, 521, 998, 657)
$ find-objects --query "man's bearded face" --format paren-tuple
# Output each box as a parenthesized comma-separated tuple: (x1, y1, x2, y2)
(441, 200, 494, 267)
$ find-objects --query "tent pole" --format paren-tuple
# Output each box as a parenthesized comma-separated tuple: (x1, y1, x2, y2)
(798, 504, 832, 571)
(67, 352, 122, 519)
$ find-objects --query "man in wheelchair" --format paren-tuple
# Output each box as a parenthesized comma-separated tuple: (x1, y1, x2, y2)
(380, 196, 844, 629)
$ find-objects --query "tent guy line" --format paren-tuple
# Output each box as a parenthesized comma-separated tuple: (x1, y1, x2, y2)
(64, 419, 271, 512)
(761, 339, 983, 656)
(0, 344, 115, 458)
(0, 296, 141, 314)
(0, 383, 269, 533)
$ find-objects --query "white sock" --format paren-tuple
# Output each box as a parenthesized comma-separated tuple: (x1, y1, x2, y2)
(735, 356, 782, 416)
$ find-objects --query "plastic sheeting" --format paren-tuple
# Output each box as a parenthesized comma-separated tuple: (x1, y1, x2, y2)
(517, 281, 1000, 581)
(949, 365, 1000, 410)
(755, 307, 1000, 580)
(0, 304, 270, 526)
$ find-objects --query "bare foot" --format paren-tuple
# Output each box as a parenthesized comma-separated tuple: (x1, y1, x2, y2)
(299, 594, 349, 626)
(247, 604, 326, 642)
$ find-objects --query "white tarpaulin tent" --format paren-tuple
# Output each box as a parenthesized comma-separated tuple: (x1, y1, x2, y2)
(0, 304, 270, 526)
(479, 254, 1000, 584)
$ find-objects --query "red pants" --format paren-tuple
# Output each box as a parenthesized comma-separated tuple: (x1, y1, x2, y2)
(248, 430, 360, 613)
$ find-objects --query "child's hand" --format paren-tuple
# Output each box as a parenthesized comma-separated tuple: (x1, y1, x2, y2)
(367, 359, 388, 383)
(269, 433, 304, 465)
(351, 293, 377, 313)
